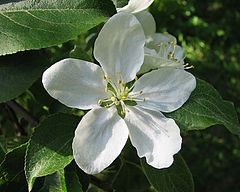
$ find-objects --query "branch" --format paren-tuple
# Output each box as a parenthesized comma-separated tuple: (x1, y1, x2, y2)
(5, 105, 27, 136)
(6, 100, 39, 127)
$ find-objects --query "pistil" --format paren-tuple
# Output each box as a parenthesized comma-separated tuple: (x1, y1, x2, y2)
(99, 76, 144, 118)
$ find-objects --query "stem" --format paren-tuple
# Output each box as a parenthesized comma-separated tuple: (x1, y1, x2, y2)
(111, 156, 124, 184)
(5, 105, 27, 136)
(6, 100, 39, 127)
(90, 175, 113, 192)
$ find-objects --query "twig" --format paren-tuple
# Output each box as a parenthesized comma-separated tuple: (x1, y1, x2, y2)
(5, 105, 27, 136)
(6, 100, 39, 127)
(90, 175, 113, 192)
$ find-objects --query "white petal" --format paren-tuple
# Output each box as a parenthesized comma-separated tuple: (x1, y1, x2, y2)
(117, 0, 154, 13)
(138, 47, 184, 74)
(150, 33, 177, 48)
(130, 68, 196, 112)
(125, 106, 182, 169)
(174, 45, 185, 63)
(94, 12, 145, 84)
(73, 107, 129, 174)
(138, 32, 185, 74)
(145, 33, 176, 56)
(135, 11, 156, 37)
(42, 58, 108, 110)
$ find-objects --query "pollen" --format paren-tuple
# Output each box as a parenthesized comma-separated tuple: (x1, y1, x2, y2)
(99, 77, 140, 118)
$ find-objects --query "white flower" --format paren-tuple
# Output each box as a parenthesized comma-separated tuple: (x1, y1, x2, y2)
(116, 0, 154, 13)
(42, 13, 196, 174)
(137, 13, 190, 74)
(117, 0, 189, 73)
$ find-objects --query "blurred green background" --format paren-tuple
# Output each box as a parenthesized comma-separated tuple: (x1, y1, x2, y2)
(150, 0, 239, 191)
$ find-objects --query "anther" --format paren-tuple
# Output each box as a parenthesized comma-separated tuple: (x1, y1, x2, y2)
(111, 96, 117, 102)
(184, 63, 194, 69)
(98, 99, 103, 105)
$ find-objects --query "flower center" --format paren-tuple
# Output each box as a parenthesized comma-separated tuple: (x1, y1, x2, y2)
(158, 41, 194, 70)
(98, 77, 139, 118)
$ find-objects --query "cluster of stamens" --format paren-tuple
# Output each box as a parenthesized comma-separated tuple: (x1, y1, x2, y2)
(98, 76, 144, 118)
(158, 41, 194, 69)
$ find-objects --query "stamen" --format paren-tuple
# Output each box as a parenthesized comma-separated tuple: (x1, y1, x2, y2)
(129, 91, 143, 97)
(128, 78, 138, 92)
(121, 101, 127, 112)
(99, 98, 112, 103)
(128, 96, 146, 102)
(134, 98, 145, 102)
(177, 55, 186, 63)
(121, 101, 129, 113)
(184, 63, 194, 69)
(111, 96, 117, 102)
(98, 99, 103, 105)
(105, 102, 115, 108)
(114, 100, 120, 106)
(105, 76, 118, 95)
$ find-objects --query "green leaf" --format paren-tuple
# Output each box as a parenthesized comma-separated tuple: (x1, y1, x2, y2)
(40, 169, 67, 192)
(0, 143, 28, 192)
(0, 136, 6, 163)
(25, 113, 80, 191)
(0, 0, 116, 56)
(39, 165, 83, 192)
(113, 161, 150, 191)
(168, 79, 240, 135)
(112, 0, 128, 7)
(65, 164, 83, 192)
(0, 51, 48, 103)
(141, 155, 194, 192)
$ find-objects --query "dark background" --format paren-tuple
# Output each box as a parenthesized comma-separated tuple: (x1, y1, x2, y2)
(150, 0, 240, 191)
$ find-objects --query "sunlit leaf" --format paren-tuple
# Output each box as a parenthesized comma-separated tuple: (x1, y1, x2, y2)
(168, 79, 240, 135)
(25, 113, 80, 191)
(0, 0, 116, 56)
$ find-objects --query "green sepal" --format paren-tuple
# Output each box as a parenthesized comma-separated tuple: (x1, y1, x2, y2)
(99, 100, 113, 108)
(107, 83, 117, 96)
(116, 104, 126, 119)
(125, 79, 136, 90)
(124, 100, 137, 106)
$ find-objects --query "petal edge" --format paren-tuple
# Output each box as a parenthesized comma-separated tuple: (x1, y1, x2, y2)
(73, 107, 129, 174)
(125, 106, 182, 169)
(42, 58, 108, 110)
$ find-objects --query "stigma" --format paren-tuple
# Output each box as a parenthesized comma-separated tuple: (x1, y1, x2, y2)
(98, 76, 144, 118)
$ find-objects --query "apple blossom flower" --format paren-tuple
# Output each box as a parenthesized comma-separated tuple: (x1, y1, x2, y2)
(42, 13, 196, 174)
(117, 0, 189, 74)
(116, 0, 154, 13)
